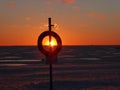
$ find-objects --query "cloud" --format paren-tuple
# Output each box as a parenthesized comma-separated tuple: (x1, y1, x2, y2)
(88, 12, 107, 19)
(45, 1, 52, 5)
(55, 0, 75, 4)
(62, 0, 75, 4)
(8, 2, 15, 7)
(53, 23, 60, 30)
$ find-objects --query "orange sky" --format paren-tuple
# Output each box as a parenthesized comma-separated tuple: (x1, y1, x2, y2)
(0, 0, 120, 46)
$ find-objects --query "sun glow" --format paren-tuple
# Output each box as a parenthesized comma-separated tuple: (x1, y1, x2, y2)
(49, 41, 56, 46)
(42, 36, 57, 46)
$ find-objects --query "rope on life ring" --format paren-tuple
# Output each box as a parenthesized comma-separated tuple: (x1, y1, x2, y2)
(37, 31, 62, 56)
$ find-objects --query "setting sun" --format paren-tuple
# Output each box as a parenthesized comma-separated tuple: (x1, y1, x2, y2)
(49, 41, 56, 46)
(42, 36, 57, 46)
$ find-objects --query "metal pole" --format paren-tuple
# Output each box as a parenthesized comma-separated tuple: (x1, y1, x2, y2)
(48, 17, 53, 90)
(50, 63, 53, 90)
(49, 18, 52, 32)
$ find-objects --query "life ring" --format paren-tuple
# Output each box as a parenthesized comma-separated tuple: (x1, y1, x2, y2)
(37, 31, 62, 56)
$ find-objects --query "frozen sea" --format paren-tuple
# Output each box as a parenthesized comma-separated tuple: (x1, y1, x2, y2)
(0, 46, 120, 90)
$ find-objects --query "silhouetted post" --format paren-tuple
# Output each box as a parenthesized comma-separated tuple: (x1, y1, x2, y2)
(48, 17, 53, 90)
(49, 64, 53, 90)
(38, 17, 62, 90)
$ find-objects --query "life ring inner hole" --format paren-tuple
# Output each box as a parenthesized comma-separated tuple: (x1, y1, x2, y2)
(42, 36, 58, 52)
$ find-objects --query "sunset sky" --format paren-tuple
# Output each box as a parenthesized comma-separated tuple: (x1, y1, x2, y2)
(0, 0, 120, 46)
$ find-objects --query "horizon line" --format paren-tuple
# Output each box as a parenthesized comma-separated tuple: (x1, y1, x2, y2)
(0, 44, 120, 47)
